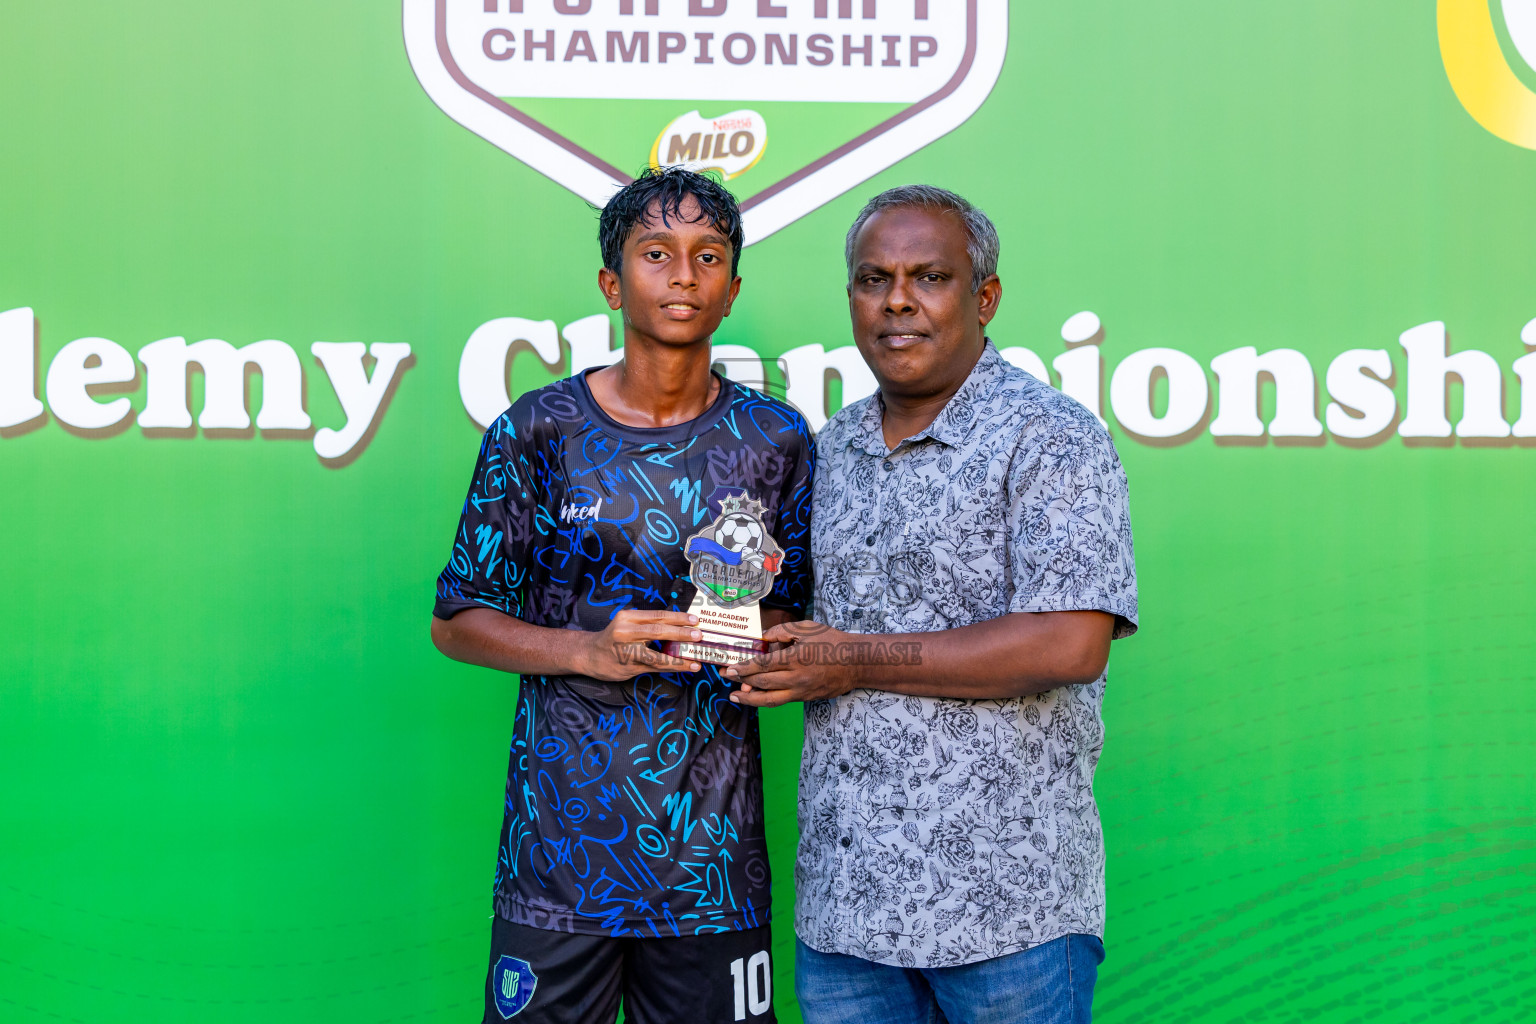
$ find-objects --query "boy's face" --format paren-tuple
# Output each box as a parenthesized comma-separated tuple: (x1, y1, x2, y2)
(599, 195, 741, 348)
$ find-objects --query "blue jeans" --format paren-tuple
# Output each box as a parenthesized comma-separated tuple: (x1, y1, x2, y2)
(795, 934, 1104, 1024)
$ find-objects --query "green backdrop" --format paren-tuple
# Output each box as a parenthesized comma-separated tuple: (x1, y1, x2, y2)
(4, 2, 1535, 1022)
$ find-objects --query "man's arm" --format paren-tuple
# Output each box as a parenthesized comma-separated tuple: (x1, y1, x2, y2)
(725, 610, 1115, 707)
(432, 607, 705, 681)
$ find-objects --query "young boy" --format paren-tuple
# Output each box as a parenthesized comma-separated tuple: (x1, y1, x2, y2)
(431, 167, 813, 1024)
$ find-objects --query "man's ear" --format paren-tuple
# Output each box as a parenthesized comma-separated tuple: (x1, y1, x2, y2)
(976, 274, 1002, 328)
(598, 266, 623, 311)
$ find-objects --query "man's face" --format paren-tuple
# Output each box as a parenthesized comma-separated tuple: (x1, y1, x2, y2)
(846, 206, 1001, 400)
(599, 196, 741, 348)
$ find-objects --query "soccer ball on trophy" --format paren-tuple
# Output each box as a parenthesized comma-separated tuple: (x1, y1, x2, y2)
(716, 512, 763, 558)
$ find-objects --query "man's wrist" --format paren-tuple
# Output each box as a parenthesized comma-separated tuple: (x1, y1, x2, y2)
(842, 651, 871, 694)
(839, 632, 919, 695)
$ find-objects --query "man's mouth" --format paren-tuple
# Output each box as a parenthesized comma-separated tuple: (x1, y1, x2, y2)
(880, 330, 928, 344)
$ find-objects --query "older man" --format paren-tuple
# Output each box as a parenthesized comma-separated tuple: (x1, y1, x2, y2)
(727, 186, 1138, 1024)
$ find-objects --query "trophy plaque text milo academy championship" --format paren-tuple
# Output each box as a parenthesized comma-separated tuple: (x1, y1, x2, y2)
(663, 495, 783, 667)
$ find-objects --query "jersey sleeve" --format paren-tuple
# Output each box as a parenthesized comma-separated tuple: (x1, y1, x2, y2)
(1006, 421, 1139, 639)
(433, 419, 537, 621)
(762, 415, 815, 618)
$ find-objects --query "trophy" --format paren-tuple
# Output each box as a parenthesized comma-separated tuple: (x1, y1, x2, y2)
(662, 494, 783, 666)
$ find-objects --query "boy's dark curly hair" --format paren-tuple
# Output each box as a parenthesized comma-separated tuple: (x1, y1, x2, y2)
(599, 166, 745, 278)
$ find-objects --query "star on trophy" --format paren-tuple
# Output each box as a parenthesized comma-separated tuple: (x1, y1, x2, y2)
(663, 494, 784, 666)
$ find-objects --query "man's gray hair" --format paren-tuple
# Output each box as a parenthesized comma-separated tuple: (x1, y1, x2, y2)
(844, 185, 1001, 293)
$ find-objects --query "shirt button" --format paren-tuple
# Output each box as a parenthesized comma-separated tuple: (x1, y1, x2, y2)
(882, 461, 894, 472)
(865, 535, 875, 546)
(840, 836, 852, 848)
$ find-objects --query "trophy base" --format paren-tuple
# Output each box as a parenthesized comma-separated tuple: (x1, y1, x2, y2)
(662, 638, 768, 667)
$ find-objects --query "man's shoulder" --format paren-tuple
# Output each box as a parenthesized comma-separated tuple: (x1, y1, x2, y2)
(983, 358, 1115, 454)
(816, 393, 879, 456)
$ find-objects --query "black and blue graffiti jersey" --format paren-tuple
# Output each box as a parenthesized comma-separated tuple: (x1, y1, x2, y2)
(434, 370, 814, 938)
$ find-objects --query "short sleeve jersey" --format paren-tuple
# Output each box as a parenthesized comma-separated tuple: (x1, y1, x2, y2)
(435, 370, 814, 938)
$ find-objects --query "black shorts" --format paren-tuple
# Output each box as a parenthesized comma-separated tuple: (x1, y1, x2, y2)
(482, 915, 777, 1024)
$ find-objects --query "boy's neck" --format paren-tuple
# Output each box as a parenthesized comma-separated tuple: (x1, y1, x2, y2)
(585, 332, 719, 429)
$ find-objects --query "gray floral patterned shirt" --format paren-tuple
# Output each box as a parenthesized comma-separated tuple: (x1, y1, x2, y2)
(796, 340, 1138, 968)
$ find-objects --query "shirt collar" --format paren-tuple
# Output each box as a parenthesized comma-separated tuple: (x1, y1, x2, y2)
(844, 339, 1009, 455)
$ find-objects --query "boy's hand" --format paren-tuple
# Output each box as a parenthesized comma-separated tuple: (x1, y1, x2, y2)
(579, 610, 704, 680)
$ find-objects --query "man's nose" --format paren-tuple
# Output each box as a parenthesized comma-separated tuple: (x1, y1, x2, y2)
(885, 274, 917, 314)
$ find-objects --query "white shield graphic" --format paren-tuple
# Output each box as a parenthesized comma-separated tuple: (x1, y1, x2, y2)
(403, 0, 1007, 244)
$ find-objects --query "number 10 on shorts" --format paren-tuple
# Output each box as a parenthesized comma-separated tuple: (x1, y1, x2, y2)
(729, 950, 771, 1020)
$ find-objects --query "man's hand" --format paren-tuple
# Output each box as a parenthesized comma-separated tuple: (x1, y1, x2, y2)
(578, 609, 705, 681)
(721, 610, 1116, 704)
(724, 621, 862, 707)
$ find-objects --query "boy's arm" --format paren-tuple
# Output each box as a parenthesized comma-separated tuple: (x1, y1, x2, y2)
(431, 607, 704, 681)
(430, 422, 703, 681)
(761, 608, 797, 632)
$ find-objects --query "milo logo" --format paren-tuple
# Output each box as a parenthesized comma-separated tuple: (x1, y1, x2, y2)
(404, 0, 1009, 243)
(652, 109, 768, 179)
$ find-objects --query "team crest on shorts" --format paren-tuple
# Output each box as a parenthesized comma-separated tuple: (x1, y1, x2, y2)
(403, 0, 1008, 244)
(492, 955, 538, 1019)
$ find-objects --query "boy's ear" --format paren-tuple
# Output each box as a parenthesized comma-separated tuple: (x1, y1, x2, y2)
(721, 275, 743, 318)
(598, 266, 623, 311)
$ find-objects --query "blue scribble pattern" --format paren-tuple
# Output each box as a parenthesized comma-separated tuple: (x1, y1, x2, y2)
(435, 373, 814, 938)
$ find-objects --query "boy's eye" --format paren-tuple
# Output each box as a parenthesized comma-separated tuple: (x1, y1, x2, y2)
(644, 250, 666, 261)
(699, 253, 718, 264)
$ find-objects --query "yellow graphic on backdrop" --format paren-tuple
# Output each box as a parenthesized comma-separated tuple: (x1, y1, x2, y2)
(1439, 0, 1536, 147)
